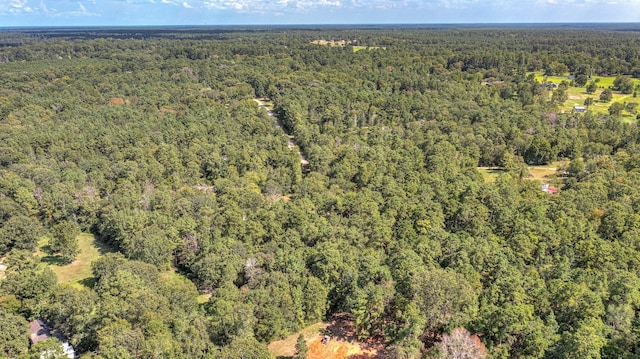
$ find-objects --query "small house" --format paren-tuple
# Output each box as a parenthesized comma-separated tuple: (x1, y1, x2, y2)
(541, 183, 559, 195)
(29, 320, 51, 344)
(29, 320, 76, 359)
(573, 105, 586, 113)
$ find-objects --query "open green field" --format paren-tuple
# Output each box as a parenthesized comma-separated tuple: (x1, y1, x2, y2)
(529, 71, 640, 122)
(39, 233, 112, 288)
(352, 46, 386, 52)
(563, 87, 639, 123)
(309, 40, 385, 53)
(478, 160, 566, 184)
(39, 234, 194, 292)
(531, 71, 640, 88)
(529, 161, 566, 182)
(477, 167, 504, 183)
(311, 39, 350, 47)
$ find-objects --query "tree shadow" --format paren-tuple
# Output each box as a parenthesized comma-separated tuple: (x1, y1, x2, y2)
(89, 230, 117, 255)
(93, 237, 115, 256)
(40, 248, 70, 266)
(78, 277, 97, 288)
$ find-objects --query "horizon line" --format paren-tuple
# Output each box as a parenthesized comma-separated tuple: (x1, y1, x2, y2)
(2, 21, 640, 29)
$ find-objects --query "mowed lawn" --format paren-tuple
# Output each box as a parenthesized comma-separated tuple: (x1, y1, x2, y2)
(530, 71, 640, 122)
(40, 233, 111, 288)
(563, 86, 639, 122)
(531, 72, 639, 88)
(478, 160, 566, 184)
(477, 167, 504, 183)
(39, 233, 203, 295)
(529, 161, 566, 182)
(352, 46, 386, 52)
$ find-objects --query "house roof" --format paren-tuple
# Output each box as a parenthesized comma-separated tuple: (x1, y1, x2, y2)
(541, 183, 559, 194)
(29, 320, 77, 358)
(29, 320, 52, 344)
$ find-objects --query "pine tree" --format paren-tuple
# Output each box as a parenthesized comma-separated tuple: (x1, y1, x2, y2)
(295, 334, 308, 359)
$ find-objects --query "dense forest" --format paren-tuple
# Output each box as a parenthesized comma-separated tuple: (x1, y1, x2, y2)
(2, 25, 640, 358)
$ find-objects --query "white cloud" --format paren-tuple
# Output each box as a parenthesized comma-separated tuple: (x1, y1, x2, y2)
(3, 0, 640, 24)
(200, 0, 350, 12)
(0, 0, 32, 14)
(38, 0, 56, 16)
(34, 0, 100, 17)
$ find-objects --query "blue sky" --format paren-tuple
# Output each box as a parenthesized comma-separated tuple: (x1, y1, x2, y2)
(1, 0, 639, 26)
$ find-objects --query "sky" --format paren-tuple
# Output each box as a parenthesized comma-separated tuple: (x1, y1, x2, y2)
(1, 0, 640, 27)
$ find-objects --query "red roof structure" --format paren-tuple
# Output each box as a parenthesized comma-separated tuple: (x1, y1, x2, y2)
(541, 183, 559, 194)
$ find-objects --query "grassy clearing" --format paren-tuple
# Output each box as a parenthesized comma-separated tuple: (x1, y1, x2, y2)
(478, 160, 567, 184)
(528, 160, 566, 182)
(39, 233, 112, 288)
(311, 40, 350, 47)
(310, 41, 386, 53)
(529, 71, 640, 122)
(531, 72, 640, 88)
(532, 73, 567, 85)
(352, 46, 386, 53)
(563, 86, 638, 121)
(477, 167, 504, 183)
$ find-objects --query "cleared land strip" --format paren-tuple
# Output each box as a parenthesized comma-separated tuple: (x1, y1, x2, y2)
(254, 98, 309, 167)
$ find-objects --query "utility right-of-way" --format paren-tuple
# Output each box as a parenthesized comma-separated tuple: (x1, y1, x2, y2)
(254, 98, 309, 169)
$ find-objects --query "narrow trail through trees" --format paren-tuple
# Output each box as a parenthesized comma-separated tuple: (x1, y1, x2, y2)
(254, 98, 309, 169)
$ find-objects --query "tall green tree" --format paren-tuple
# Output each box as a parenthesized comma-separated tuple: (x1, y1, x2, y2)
(294, 334, 308, 359)
(613, 76, 634, 94)
(600, 88, 613, 102)
(0, 215, 44, 255)
(411, 267, 478, 339)
(0, 250, 57, 317)
(0, 309, 29, 358)
(48, 220, 80, 263)
(217, 337, 272, 359)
